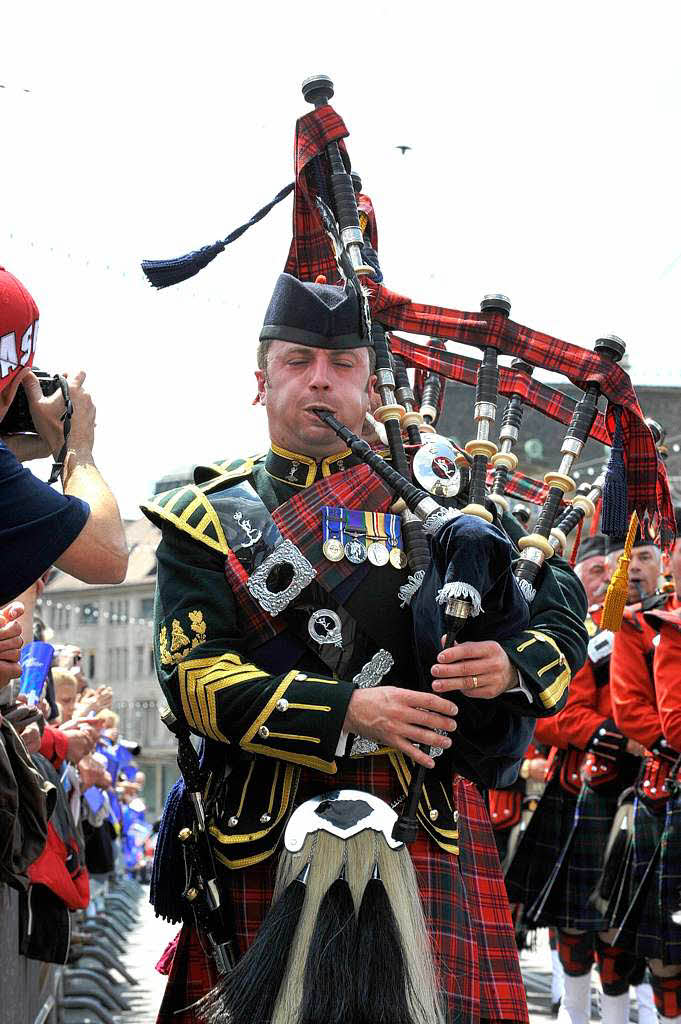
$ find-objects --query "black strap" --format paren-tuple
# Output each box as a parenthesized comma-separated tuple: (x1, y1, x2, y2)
(47, 375, 72, 485)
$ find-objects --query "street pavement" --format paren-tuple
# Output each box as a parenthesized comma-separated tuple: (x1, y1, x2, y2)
(111, 898, 649, 1023)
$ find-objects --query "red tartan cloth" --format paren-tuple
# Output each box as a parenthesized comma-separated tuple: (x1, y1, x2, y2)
(155, 758, 528, 1024)
(285, 103, 674, 547)
(396, 334, 610, 446)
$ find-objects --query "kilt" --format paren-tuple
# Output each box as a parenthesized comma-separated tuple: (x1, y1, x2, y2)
(504, 773, 577, 913)
(528, 780, 619, 930)
(156, 756, 528, 1024)
(615, 790, 681, 963)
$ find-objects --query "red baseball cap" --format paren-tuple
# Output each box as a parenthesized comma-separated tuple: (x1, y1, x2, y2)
(0, 267, 39, 394)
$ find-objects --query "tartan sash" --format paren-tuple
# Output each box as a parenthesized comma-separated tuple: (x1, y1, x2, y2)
(222, 464, 396, 654)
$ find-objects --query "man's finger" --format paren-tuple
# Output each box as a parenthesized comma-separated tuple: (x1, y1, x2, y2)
(0, 633, 23, 652)
(394, 738, 435, 770)
(437, 640, 495, 664)
(432, 657, 496, 680)
(1, 603, 25, 623)
(403, 708, 458, 733)
(398, 690, 457, 716)
(403, 725, 453, 749)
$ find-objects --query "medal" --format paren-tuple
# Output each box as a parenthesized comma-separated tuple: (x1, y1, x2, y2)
(389, 547, 408, 570)
(344, 537, 367, 564)
(323, 537, 345, 562)
(367, 541, 389, 566)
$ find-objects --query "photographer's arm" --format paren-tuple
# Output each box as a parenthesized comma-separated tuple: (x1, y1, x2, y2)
(55, 447, 128, 583)
(23, 371, 128, 585)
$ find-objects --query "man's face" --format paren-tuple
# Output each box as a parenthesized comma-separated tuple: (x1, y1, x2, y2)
(255, 342, 376, 459)
(56, 685, 76, 720)
(665, 539, 681, 594)
(626, 545, 660, 602)
(575, 554, 609, 607)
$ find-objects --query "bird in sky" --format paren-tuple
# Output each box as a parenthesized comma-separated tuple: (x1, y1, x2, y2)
(396, 145, 412, 155)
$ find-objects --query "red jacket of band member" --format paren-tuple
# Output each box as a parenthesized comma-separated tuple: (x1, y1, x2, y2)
(610, 595, 678, 748)
(534, 606, 611, 751)
(652, 617, 681, 751)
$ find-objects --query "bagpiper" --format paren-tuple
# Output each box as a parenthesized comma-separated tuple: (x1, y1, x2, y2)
(138, 74, 673, 1024)
(604, 507, 681, 1024)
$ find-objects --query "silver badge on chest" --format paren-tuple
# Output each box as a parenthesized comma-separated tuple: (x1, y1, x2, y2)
(308, 609, 343, 647)
(246, 539, 316, 616)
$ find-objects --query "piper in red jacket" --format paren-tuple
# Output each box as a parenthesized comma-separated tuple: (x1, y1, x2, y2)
(609, 519, 681, 1023)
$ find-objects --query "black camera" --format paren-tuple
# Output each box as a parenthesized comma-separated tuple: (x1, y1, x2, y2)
(1, 369, 60, 435)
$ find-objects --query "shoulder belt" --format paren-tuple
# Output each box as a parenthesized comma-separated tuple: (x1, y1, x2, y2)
(140, 456, 261, 555)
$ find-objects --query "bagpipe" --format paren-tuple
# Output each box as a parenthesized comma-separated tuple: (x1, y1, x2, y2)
(141, 75, 675, 1024)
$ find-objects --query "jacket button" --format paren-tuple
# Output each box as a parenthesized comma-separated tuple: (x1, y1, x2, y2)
(258, 726, 270, 739)
(276, 699, 289, 713)
(644, 780, 651, 787)
(572, 773, 578, 780)
(428, 809, 439, 821)
(228, 816, 239, 827)
(504, 808, 511, 816)
(260, 813, 272, 824)
(651, 787, 657, 794)
(453, 810, 459, 822)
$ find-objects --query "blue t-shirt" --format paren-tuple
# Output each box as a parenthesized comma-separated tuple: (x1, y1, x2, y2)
(1, 441, 90, 605)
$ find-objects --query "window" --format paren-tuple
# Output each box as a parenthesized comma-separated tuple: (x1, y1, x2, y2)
(109, 599, 129, 625)
(135, 645, 144, 678)
(149, 648, 155, 676)
(54, 605, 71, 631)
(107, 647, 114, 681)
(88, 652, 96, 679)
(140, 597, 154, 620)
(80, 603, 99, 626)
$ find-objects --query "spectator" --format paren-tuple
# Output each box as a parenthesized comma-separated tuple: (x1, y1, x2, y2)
(53, 668, 78, 722)
(0, 267, 129, 607)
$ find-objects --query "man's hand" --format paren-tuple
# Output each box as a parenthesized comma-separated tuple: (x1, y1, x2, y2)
(20, 722, 42, 755)
(63, 725, 99, 763)
(22, 369, 95, 459)
(343, 685, 458, 769)
(0, 605, 24, 689)
(626, 738, 646, 757)
(431, 640, 517, 699)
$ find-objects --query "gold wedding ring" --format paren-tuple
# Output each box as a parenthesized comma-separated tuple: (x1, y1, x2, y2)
(472, 675, 478, 689)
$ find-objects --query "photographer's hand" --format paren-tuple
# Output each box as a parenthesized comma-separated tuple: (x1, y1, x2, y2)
(23, 369, 128, 584)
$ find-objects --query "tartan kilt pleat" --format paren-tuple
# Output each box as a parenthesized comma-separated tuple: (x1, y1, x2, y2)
(156, 756, 527, 1024)
(504, 774, 577, 910)
(616, 793, 681, 962)
(532, 781, 619, 931)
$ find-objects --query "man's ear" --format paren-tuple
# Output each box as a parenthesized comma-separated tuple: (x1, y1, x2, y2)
(254, 369, 267, 406)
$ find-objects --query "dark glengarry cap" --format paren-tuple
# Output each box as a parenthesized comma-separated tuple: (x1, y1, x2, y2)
(575, 534, 606, 565)
(260, 273, 366, 350)
(604, 520, 657, 556)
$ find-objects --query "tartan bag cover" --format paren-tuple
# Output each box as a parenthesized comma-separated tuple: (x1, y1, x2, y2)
(156, 757, 528, 1024)
(616, 789, 681, 962)
(286, 103, 674, 548)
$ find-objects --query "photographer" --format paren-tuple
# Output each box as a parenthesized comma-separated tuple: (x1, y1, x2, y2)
(0, 267, 128, 606)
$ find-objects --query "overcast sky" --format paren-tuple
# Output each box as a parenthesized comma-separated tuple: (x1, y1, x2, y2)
(3, 1, 680, 516)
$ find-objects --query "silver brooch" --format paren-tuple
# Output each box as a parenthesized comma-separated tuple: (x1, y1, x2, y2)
(350, 649, 394, 757)
(308, 609, 343, 647)
(232, 510, 262, 548)
(246, 539, 316, 616)
(398, 570, 425, 608)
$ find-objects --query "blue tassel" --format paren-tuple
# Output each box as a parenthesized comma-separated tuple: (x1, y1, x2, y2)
(149, 777, 192, 924)
(601, 404, 628, 541)
(141, 182, 294, 289)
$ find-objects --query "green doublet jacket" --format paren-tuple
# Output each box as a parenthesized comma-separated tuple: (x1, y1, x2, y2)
(141, 447, 587, 871)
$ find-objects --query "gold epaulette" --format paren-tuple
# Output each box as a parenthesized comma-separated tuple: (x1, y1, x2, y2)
(140, 456, 261, 554)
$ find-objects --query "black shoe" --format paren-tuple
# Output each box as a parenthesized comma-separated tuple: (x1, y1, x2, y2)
(551, 1000, 561, 1017)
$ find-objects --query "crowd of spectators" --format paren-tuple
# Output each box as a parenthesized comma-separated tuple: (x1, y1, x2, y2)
(0, 266, 150, 966)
